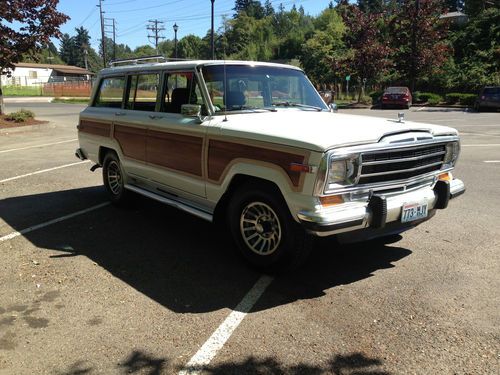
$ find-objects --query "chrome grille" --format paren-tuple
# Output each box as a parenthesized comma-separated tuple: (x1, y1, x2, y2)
(359, 144, 446, 184)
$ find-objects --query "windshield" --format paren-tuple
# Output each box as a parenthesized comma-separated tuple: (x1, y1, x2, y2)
(202, 64, 328, 113)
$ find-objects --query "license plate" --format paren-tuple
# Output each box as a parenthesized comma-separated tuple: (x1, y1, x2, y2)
(401, 202, 428, 223)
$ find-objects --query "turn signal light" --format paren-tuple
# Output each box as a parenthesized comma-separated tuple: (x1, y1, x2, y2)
(438, 172, 452, 181)
(320, 195, 344, 206)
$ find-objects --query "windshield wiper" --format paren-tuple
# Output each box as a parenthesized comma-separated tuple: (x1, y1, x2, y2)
(271, 101, 323, 112)
(224, 105, 277, 113)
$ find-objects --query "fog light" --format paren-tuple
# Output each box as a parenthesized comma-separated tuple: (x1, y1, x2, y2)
(438, 172, 452, 181)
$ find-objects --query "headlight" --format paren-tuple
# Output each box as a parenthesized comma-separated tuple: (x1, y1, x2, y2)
(324, 154, 360, 193)
(443, 141, 460, 168)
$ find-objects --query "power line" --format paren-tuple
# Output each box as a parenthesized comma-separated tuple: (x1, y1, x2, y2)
(106, 0, 184, 14)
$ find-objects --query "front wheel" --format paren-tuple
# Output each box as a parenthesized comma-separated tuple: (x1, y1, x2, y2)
(102, 152, 130, 205)
(227, 184, 313, 272)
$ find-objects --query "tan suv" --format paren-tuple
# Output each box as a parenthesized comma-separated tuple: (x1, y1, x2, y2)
(76, 58, 465, 270)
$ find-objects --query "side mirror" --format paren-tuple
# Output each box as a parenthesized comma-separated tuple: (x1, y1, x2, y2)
(181, 104, 201, 118)
(329, 103, 338, 113)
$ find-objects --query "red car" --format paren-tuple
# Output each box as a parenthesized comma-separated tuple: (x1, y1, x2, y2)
(381, 87, 412, 109)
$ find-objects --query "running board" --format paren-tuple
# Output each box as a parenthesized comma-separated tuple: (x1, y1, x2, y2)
(124, 184, 213, 222)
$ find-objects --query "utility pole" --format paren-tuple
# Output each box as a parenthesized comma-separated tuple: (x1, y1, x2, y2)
(147, 19, 165, 53)
(211, 0, 215, 59)
(98, 0, 106, 67)
(104, 18, 117, 61)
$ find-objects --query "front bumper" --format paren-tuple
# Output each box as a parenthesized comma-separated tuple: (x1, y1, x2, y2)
(298, 178, 465, 237)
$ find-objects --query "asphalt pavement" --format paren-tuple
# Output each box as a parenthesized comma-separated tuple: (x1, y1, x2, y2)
(0, 103, 498, 374)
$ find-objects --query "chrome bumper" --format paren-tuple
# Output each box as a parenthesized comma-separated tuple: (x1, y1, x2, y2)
(298, 178, 465, 237)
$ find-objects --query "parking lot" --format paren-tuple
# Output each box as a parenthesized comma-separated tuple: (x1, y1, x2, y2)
(0, 102, 499, 374)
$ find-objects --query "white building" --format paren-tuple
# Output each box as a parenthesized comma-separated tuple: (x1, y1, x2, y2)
(1, 63, 92, 86)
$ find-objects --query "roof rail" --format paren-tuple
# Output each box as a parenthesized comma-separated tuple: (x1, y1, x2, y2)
(108, 55, 167, 67)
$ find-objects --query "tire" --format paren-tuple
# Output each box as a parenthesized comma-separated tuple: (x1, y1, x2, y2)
(102, 152, 130, 205)
(227, 183, 313, 272)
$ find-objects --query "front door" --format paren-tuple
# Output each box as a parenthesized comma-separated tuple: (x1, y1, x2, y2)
(145, 71, 208, 198)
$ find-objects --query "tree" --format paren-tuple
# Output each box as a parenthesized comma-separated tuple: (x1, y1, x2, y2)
(300, 9, 346, 84)
(389, 0, 451, 91)
(178, 35, 204, 59)
(263, 0, 274, 16)
(233, 0, 265, 19)
(0, 0, 68, 113)
(340, 5, 391, 100)
(59, 33, 78, 66)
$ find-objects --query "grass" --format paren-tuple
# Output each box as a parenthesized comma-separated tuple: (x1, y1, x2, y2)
(51, 98, 90, 104)
(2, 85, 45, 96)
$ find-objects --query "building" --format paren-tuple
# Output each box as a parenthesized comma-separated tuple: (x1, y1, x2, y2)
(1, 63, 93, 86)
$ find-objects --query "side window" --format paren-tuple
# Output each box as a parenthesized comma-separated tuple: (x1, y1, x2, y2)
(94, 77, 126, 108)
(162, 72, 204, 114)
(126, 73, 159, 112)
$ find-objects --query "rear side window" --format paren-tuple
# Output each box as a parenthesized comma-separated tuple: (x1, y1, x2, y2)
(126, 73, 160, 112)
(94, 77, 126, 108)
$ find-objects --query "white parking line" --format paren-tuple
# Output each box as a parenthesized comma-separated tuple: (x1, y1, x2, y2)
(178, 275, 274, 375)
(484, 160, 500, 163)
(0, 139, 77, 154)
(416, 106, 426, 111)
(0, 202, 110, 243)
(0, 161, 89, 183)
(462, 144, 500, 147)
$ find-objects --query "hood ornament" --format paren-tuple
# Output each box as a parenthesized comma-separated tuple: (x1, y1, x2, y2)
(398, 112, 405, 123)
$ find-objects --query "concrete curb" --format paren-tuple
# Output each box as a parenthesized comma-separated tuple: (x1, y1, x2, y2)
(3, 97, 54, 103)
(0, 122, 56, 134)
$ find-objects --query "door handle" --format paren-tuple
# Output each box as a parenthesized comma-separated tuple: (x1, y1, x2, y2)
(115, 112, 126, 116)
(148, 115, 163, 120)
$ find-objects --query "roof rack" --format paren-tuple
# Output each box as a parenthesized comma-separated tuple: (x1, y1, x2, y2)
(108, 55, 167, 67)
(108, 55, 197, 67)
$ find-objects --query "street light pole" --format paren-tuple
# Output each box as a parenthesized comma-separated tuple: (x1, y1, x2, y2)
(173, 23, 179, 59)
(211, 0, 215, 59)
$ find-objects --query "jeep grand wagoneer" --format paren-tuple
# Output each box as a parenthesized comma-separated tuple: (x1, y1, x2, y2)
(76, 58, 465, 270)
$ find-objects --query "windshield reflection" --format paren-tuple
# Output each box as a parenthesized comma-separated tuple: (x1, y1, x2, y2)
(202, 65, 328, 113)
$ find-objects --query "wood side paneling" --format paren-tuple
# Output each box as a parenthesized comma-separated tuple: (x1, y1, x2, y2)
(79, 120, 111, 137)
(147, 130, 203, 176)
(114, 125, 147, 161)
(208, 140, 305, 187)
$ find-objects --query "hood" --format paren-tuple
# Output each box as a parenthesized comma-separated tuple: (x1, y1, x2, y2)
(215, 110, 458, 152)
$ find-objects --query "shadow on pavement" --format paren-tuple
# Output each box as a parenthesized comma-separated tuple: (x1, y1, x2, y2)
(1, 187, 411, 314)
(57, 350, 391, 375)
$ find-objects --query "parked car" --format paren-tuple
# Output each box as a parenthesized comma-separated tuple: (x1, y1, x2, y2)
(76, 58, 465, 271)
(474, 86, 500, 112)
(381, 87, 412, 109)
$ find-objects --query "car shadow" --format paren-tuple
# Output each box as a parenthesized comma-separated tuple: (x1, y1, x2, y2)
(1, 187, 412, 314)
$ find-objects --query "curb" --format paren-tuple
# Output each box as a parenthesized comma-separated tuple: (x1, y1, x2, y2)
(0, 122, 56, 134)
(3, 97, 54, 103)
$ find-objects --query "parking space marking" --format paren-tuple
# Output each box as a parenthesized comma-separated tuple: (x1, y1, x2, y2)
(178, 275, 274, 375)
(0, 161, 89, 183)
(416, 106, 427, 111)
(0, 202, 110, 243)
(0, 139, 77, 154)
(484, 160, 500, 163)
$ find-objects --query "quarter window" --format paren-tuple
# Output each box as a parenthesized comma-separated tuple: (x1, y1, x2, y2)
(94, 77, 126, 108)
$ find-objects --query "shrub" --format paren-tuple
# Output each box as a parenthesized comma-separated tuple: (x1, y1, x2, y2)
(5, 109, 35, 123)
(458, 94, 477, 106)
(445, 93, 462, 104)
(369, 90, 383, 105)
(445, 93, 477, 106)
(415, 92, 442, 105)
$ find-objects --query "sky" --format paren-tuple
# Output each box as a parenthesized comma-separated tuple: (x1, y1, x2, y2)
(55, 0, 332, 51)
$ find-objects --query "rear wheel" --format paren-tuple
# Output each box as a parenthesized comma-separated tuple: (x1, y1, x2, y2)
(227, 183, 313, 272)
(102, 152, 130, 205)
